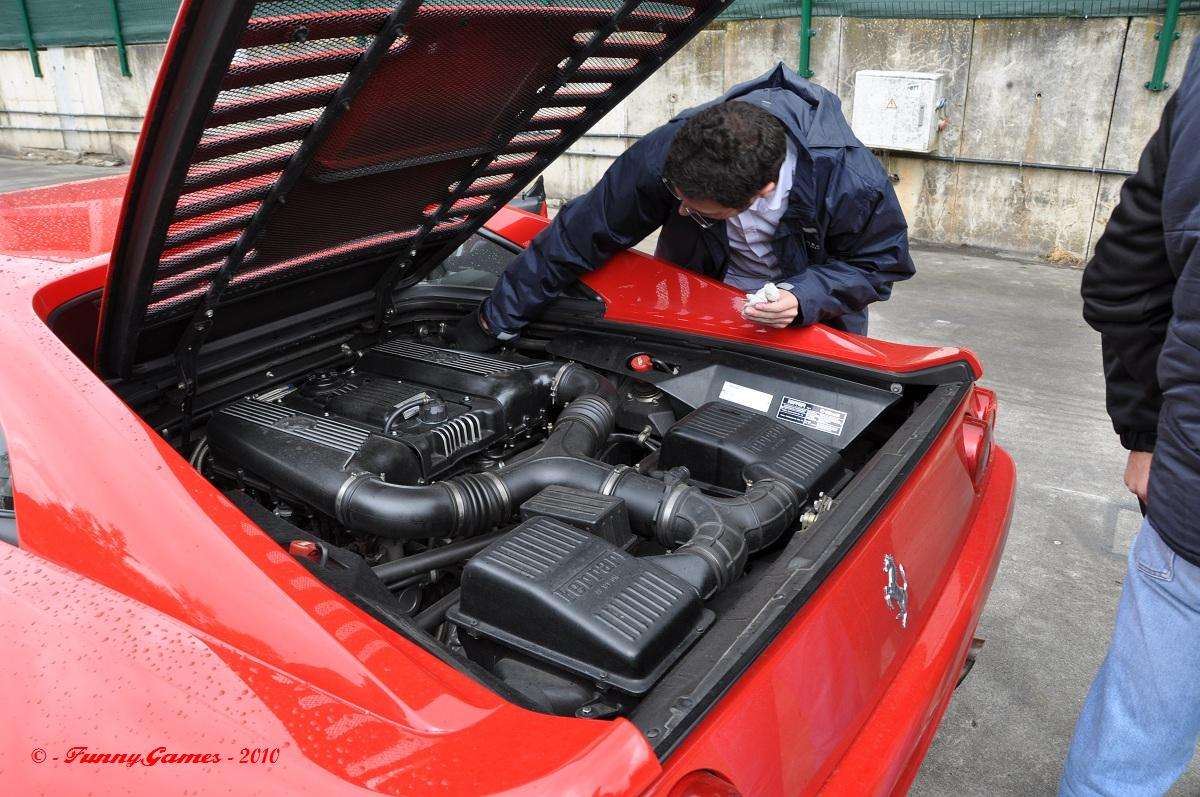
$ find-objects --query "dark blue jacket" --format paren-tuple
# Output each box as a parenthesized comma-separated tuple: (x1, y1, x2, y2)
(480, 64, 915, 337)
(1082, 39, 1200, 565)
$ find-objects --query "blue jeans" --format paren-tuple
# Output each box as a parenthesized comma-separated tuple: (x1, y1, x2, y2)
(1060, 519, 1200, 796)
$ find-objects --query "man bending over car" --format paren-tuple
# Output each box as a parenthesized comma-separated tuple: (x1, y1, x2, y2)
(453, 64, 915, 351)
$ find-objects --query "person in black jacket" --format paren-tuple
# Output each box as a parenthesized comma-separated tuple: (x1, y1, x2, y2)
(453, 64, 914, 351)
(1061, 39, 1200, 797)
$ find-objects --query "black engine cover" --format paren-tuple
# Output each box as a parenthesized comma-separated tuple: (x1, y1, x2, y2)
(206, 339, 552, 492)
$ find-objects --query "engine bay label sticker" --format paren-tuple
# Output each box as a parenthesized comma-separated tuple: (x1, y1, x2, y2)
(777, 396, 848, 436)
(719, 381, 773, 413)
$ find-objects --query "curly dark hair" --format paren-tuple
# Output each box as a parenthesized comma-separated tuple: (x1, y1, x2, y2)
(662, 100, 787, 209)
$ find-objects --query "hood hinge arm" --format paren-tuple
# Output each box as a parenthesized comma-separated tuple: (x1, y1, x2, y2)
(171, 0, 428, 438)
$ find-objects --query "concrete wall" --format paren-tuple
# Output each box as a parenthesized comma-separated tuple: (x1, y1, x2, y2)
(0, 43, 163, 162)
(545, 15, 1198, 262)
(0, 16, 1195, 260)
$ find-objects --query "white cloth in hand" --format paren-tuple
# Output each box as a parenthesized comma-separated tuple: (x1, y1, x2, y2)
(743, 282, 781, 307)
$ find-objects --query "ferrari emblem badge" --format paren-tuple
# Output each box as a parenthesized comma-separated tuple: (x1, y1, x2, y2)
(883, 554, 909, 629)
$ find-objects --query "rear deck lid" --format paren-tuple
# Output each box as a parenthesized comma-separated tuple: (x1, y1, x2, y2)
(97, 0, 730, 379)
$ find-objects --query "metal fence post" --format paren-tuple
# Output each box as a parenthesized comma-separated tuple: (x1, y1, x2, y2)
(1146, 0, 1181, 91)
(107, 0, 133, 77)
(798, 0, 815, 78)
(16, 0, 42, 78)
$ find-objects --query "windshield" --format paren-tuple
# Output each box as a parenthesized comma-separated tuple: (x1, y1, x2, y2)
(420, 233, 516, 290)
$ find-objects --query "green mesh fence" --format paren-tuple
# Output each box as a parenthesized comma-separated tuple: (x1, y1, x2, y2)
(0, 0, 1193, 51)
(722, 1, 1198, 19)
(0, 1, 180, 50)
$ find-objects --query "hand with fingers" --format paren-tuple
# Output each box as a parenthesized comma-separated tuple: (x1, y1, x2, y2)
(741, 282, 799, 328)
(1124, 450, 1153, 504)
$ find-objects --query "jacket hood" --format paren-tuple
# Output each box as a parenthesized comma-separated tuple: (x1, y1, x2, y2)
(672, 63, 861, 150)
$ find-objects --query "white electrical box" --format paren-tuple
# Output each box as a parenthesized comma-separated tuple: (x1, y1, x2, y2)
(850, 70, 944, 153)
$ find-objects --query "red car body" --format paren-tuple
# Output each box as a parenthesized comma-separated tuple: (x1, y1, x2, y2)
(1, 174, 1013, 796)
(1, 1, 1014, 793)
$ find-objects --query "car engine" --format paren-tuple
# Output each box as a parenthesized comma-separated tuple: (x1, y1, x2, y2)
(200, 332, 859, 716)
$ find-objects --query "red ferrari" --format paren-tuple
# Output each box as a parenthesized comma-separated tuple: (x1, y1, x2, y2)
(0, 1, 1015, 795)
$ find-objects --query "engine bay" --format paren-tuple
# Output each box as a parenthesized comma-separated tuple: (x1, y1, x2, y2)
(193, 326, 906, 718)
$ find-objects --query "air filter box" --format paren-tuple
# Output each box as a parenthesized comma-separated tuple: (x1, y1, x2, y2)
(448, 517, 713, 695)
(658, 401, 841, 498)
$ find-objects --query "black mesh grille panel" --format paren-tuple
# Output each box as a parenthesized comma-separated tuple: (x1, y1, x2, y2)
(146, 7, 377, 321)
(98, 0, 732, 378)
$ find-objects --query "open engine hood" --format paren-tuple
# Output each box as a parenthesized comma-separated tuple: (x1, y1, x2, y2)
(97, 0, 731, 380)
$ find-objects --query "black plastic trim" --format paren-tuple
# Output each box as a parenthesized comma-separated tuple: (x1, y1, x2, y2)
(45, 287, 103, 363)
(45, 287, 102, 330)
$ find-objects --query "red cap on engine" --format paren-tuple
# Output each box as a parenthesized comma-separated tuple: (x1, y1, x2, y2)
(289, 540, 320, 562)
(628, 353, 653, 373)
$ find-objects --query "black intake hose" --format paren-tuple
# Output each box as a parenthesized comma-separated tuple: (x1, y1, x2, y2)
(545, 361, 619, 405)
(337, 393, 614, 536)
(647, 479, 797, 598)
(339, 371, 800, 598)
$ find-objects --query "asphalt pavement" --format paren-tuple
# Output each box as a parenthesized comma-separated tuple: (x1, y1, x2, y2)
(3, 156, 1196, 794)
(0, 155, 126, 191)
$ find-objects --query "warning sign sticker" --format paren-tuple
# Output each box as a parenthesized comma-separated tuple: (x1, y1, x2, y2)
(776, 396, 848, 436)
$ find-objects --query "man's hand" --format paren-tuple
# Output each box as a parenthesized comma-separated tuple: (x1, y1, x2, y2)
(1124, 450, 1153, 504)
(742, 290, 799, 328)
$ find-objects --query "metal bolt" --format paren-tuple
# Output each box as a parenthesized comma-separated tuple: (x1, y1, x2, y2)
(176, 381, 186, 390)
(890, 383, 904, 395)
(266, 371, 275, 378)
(579, 706, 592, 715)
(204, 309, 214, 318)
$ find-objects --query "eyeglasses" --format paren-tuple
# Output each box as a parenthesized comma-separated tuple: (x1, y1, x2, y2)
(662, 177, 718, 229)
